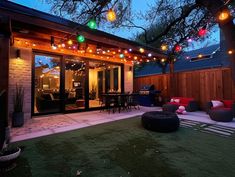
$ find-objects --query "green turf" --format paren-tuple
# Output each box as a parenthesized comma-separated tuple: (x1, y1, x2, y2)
(2, 117, 235, 177)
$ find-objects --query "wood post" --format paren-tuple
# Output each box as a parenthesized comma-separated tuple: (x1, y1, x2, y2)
(169, 61, 177, 97)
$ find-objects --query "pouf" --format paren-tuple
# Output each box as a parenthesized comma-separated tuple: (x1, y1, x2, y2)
(141, 111, 180, 132)
(162, 104, 179, 113)
(209, 109, 233, 122)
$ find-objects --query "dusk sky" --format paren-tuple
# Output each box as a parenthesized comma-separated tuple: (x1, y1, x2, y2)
(10, 0, 219, 50)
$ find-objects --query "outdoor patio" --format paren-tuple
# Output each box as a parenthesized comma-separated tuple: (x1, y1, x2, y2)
(11, 106, 235, 142)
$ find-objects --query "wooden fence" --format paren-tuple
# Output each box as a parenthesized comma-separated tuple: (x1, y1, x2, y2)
(134, 67, 235, 109)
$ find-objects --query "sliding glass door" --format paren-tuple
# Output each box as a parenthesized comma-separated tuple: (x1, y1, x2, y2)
(33, 54, 61, 114)
(88, 61, 121, 108)
(64, 57, 85, 111)
(33, 53, 123, 114)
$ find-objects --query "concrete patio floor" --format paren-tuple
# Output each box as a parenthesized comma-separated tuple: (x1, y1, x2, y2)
(11, 106, 235, 142)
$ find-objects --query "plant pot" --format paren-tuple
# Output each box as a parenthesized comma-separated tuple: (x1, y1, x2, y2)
(0, 147, 21, 170)
(12, 112, 24, 127)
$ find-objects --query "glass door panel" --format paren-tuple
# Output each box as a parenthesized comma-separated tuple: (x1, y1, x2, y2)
(65, 57, 85, 111)
(88, 61, 121, 108)
(88, 61, 106, 108)
(34, 54, 61, 114)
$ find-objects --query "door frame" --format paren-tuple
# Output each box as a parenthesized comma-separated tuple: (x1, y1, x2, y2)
(32, 51, 63, 116)
(31, 52, 125, 115)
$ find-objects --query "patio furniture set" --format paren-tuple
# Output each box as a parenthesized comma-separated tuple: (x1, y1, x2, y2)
(162, 97, 235, 122)
(141, 97, 234, 133)
(101, 93, 139, 113)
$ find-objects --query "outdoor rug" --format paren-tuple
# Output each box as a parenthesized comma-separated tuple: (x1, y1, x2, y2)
(2, 117, 235, 177)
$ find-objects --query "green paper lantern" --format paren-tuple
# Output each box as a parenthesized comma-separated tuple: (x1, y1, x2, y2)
(87, 19, 97, 29)
(77, 35, 85, 43)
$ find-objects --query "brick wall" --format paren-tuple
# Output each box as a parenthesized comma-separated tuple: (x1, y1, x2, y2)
(9, 47, 32, 122)
(124, 64, 133, 93)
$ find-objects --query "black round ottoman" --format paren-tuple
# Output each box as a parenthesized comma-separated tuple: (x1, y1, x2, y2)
(162, 104, 179, 113)
(209, 109, 233, 122)
(141, 111, 180, 132)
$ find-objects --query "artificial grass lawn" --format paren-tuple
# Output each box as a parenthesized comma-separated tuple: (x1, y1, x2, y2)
(2, 117, 235, 177)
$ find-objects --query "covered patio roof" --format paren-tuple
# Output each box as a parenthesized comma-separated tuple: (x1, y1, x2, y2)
(0, 1, 166, 64)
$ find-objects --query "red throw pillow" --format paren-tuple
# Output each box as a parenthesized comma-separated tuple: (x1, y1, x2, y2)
(180, 98, 193, 105)
(223, 100, 233, 108)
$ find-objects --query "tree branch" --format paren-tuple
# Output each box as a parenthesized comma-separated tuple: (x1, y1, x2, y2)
(146, 3, 199, 44)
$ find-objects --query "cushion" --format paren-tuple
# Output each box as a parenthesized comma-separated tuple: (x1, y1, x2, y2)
(222, 100, 233, 108)
(168, 102, 180, 106)
(211, 107, 231, 111)
(170, 98, 180, 103)
(180, 98, 193, 105)
(211, 100, 224, 108)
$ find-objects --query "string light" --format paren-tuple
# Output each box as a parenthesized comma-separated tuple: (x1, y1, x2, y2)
(228, 50, 233, 55)
(119, 53, 125, 58)
(161, 44, 168, 51)
(198, 27, 207, 37)
(198, 54, 203, 58)
(187, 38, 193, 43)
(139, 48, 145, 53)
(68, 39, 73, 45)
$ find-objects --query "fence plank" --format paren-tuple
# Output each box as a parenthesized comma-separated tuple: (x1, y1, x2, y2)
(134, 67, 235, 109)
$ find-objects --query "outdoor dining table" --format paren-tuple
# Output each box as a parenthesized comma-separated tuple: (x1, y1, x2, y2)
(101, 93, 138, 113)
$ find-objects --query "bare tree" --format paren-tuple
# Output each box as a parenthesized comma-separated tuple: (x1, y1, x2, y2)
(46, 0, 235, 79)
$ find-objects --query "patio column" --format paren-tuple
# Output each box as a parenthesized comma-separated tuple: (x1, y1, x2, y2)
(0, 15, 11, 149)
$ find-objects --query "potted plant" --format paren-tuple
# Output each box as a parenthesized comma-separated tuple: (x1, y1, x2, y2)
(12, 84, 24, 127)
(0, 89, 21, 171)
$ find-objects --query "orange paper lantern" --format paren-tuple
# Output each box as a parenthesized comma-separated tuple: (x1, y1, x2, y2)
(106, 9, 116, 22)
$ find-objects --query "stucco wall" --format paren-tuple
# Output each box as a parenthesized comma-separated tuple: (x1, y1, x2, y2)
(9, 47, 32, 122)
(124, 64, 133, 93)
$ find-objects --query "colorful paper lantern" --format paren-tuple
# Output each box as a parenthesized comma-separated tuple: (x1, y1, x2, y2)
(87, 19, 97, 29)
(161, 44, 168, 51)
(106, 9, 116, 22)
(175, 45, 182, 52)
(198, 27, 207, 37)
(77, 35, 85, 43)
(218, 11, 230, 21)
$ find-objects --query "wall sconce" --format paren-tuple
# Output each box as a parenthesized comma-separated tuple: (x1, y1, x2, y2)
(16, 49, 21, 59)
(51, 36, 57, 50)
(129, 66, 132, 71)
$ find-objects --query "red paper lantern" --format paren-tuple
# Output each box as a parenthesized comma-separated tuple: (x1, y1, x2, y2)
(175, 45, 182, 52)
(198, 28, 207, 37)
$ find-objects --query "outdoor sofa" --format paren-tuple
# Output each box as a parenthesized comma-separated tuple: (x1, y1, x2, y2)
(206, 100, 235, 122)
(162, 97, 199, 112)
